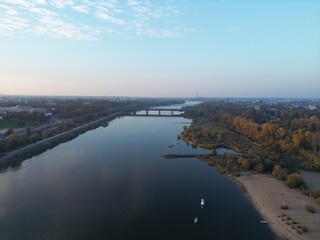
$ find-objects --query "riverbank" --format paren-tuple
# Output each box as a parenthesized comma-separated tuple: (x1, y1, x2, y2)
(0, 112, 123, 169)
(232, 173, 320, 240)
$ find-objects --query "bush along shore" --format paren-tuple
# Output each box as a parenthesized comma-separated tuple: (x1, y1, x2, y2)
(180, 102, 320, 195)
(179, 118, 320, 202)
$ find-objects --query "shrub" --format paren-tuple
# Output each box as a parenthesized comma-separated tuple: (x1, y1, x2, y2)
(272, 164, 287, 180)
(301, 226, 308, 232)
(281, 204, 288, 210)
(296, 229, 303, 234)
(255, 163, 265, 173)
(241, 159, 251, 170)
(312, 190, 320, 198)
(286, 173, 305, 189)
(305, 205, 316, 213)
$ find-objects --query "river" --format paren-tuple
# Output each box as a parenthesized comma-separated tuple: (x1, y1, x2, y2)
(0, 102, 275, 240)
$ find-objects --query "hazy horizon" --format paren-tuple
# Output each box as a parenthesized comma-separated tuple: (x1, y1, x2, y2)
(1, 0, 319, 98)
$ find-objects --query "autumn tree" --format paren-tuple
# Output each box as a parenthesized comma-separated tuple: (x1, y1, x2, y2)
(312, 131, 320, 155)
(286, 173, 304, 189)
(272, 164, 287, 180)
(254, 163, 265, 173)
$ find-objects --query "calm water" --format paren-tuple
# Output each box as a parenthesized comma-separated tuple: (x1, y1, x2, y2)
(0, 104, 275, 240)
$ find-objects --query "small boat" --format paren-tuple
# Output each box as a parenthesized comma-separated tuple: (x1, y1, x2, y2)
(201, 199, 205, 208)
(260, 220, 268, 224)
(194, 217, 198, 224)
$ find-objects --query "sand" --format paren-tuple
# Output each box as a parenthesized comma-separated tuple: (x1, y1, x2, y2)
(233, 173, 320, 240)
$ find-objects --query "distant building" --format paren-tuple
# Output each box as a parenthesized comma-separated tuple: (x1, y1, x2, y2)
(46, 102, 57, 106)
(254, 105, 261, 111)
(0, 106, 52, 116)
(309, 105, 317, 110)
(44, 112, 53, 117)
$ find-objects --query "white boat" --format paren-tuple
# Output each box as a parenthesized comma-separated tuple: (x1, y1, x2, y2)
(194, 217, 198, 224)
(260, 220, 268, 224)
(201, 199, 205, 208)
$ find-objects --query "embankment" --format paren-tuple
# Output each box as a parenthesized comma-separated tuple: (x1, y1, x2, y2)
(0, 112, 123, 169)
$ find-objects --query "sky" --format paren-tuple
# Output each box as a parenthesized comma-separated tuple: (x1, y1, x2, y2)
(0, 0, 319, 98)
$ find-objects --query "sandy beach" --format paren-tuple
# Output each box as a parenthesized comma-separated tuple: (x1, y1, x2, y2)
(233, 173, 320, 240)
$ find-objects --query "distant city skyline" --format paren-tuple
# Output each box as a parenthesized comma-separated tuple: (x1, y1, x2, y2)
(0, 0, 319, 98)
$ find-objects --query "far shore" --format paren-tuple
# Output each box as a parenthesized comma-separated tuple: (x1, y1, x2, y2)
(231, 173, 320, 240)
(178, 134, 320, 240)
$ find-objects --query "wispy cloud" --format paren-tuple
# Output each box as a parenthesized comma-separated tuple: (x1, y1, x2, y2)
(0, 14, 29, 34)
(95, 11, 126, 25)
(72, 5, 89, 14)
(5, 8, 17, 15)
(51, 0, 74, 9)
(33, 18, 96, 40)
(0, 0, 186, 40)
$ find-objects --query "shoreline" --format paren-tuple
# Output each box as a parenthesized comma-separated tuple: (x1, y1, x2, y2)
(0, 112, 123, 168)
(179, 131, 320, 239)
(230, 173, 320, 240)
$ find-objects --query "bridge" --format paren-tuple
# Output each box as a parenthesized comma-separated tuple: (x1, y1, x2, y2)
(120, 108, 195, 117)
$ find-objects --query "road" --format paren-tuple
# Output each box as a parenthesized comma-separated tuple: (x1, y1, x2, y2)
(0, 112, 123, 163)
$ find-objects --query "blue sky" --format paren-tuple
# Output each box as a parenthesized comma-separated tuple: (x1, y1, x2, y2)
(0, 0, 319, 98)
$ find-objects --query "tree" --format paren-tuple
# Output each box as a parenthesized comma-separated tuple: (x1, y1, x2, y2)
(25, 126, 31, 136)
(6, 128, 13, 136)
(312, 131, 320, 155)
(286, 173, 304, 189)
(293, 129, 312, 150)
(41, 131, 49, 139)
(241, 159, 251, 170)
(255, 163, 265, 173)
(240, 158, 251, 170)
(272, 164, 287, 180)
(7, 133, 18, 150)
